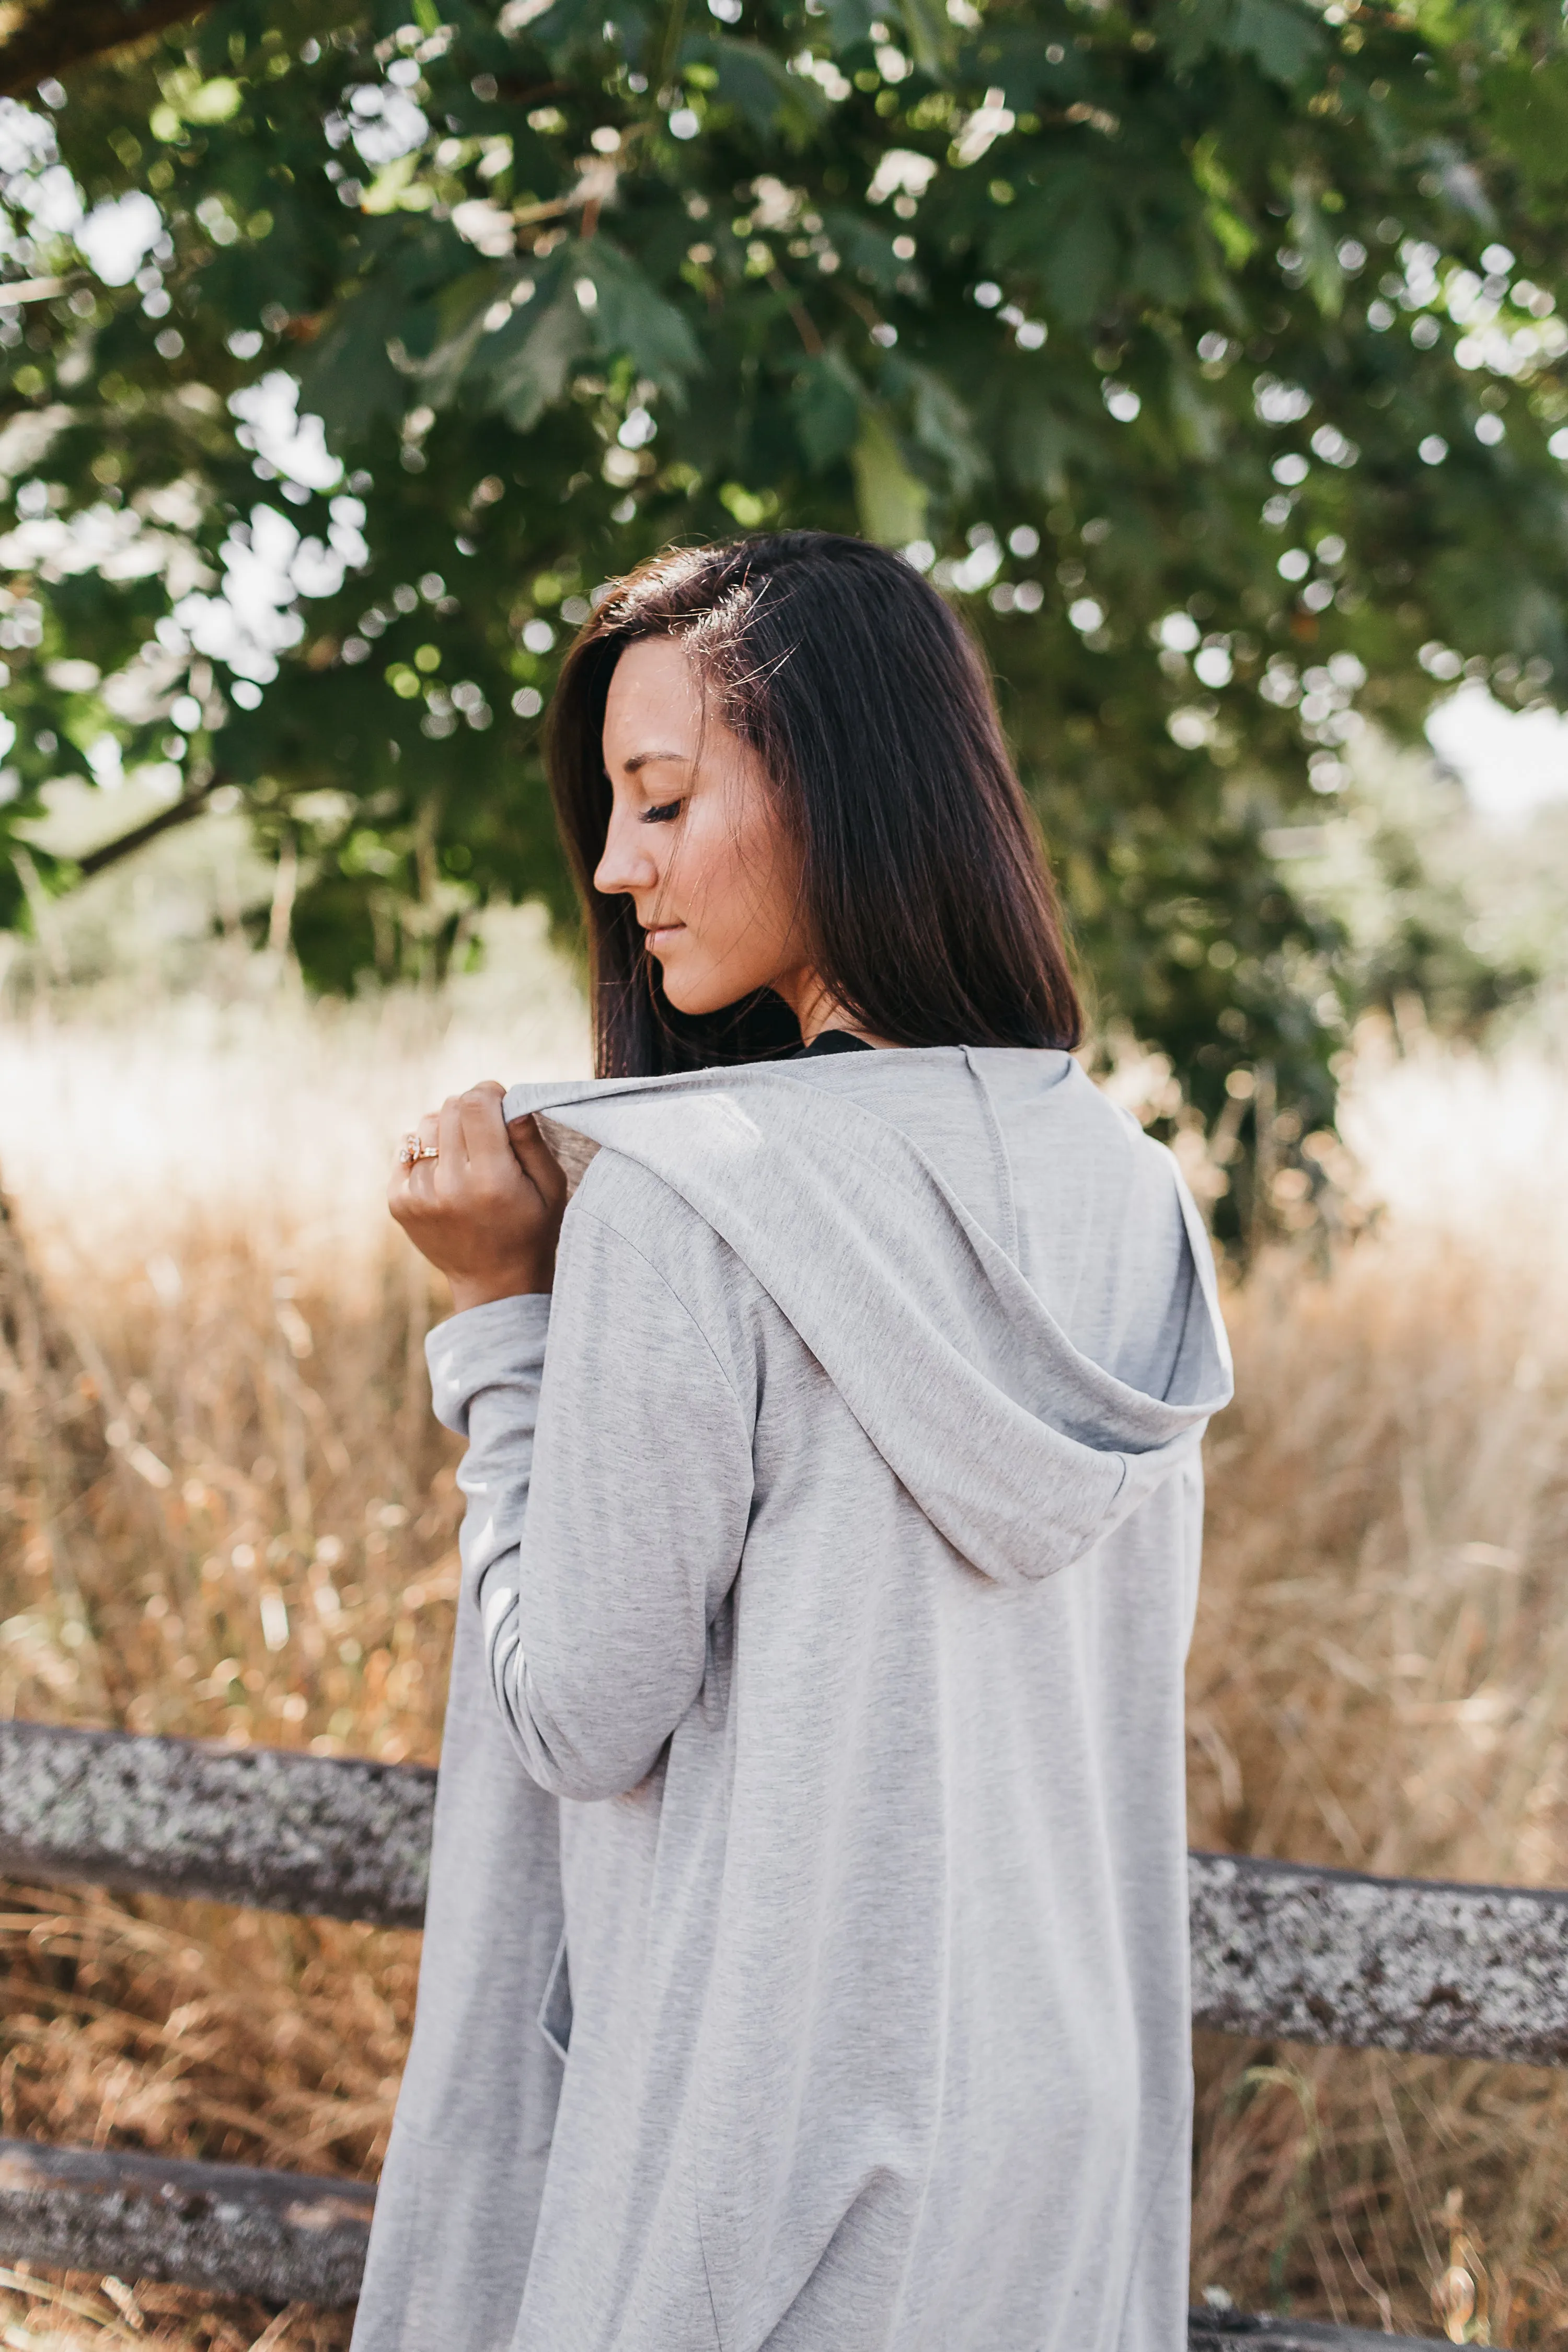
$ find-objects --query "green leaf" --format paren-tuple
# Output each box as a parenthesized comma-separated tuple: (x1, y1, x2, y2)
(1225, 0, 1325, 87)
(821, 0, 881, 48)
(821, 205, 903, 292)
(904, 362, 987, 498)
(1167, 362, 1226, 462)
(477, 267, 595, 431)
(1289, 174, 1343, 318)
(419, 266, 506, 409)
(1040, 195, 1119, 324)
(470, 241, 700, 429)
(361, 154, 424, 216)
(162, 66, 244, 123)
(577, 240, 702, 399)
(792, 352, 863, 469)
(851, 408, 927, 542)
(704, 37, 827, 142)
(890, 0, 950, 77)
(1481, 58, 1568, 192)
(1005, 399, 1093, 498)
(1205, 198, 1259, 271)
(297, 277, 410, 444)
(1153, 0, 1233, 78)
(1128, 231, 1196, 308)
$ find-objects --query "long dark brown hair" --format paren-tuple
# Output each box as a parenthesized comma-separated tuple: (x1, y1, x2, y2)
(546, 530, 1082, 1076)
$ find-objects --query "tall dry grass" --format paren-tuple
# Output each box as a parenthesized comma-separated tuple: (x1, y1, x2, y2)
(1, 962, 1566, 2346)
(1189, 1045, 1568, 2341)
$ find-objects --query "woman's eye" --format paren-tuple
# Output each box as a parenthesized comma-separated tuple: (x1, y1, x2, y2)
(641, 799, 683, 825)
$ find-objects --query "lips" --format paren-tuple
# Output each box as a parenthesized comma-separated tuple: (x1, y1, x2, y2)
(642, 923, 686, 949)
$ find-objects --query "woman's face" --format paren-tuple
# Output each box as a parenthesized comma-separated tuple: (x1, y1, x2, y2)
(596, 636, 818, 1023)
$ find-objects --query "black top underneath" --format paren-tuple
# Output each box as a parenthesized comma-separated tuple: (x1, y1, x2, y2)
(797, 1031, 875, 1059)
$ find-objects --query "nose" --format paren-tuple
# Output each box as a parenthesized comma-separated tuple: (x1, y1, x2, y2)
(593, 798, 661, 900)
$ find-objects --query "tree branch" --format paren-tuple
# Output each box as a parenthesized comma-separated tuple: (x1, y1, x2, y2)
(768, 270, 824, 358)
(0, 0, 213, 99)
(652, 0, 687, 99)
(73, 775, 226, 883)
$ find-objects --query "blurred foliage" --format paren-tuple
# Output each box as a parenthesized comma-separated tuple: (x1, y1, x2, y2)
(1, 0, 1566, 1219)
(1276, 731, 1568, 1031)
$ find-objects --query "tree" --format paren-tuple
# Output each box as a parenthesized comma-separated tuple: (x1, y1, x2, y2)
(1, 0, 1565, 1226)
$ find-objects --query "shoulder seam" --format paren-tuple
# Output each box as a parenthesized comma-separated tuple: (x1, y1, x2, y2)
(567, 1194, 752, 1424)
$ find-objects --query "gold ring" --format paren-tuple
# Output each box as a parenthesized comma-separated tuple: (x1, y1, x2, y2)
(398, 1134, 439, 1166)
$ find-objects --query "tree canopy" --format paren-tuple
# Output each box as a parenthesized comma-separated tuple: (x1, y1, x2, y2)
(1, 0, 1565, 1221)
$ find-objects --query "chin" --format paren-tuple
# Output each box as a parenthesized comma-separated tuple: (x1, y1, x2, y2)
(659, 961, 758, 1021)
(651, 954, 702, 1019)
(661, 980, 728, 1018)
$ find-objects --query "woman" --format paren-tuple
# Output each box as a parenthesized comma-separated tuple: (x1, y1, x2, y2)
(360, 531, 1232, 2352)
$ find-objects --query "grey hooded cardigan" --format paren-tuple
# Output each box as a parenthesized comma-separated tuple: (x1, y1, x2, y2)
(350, 1045, 1232, 2352)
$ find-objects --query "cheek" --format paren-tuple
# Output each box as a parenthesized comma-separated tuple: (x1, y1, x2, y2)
(675, 806, 757, 938)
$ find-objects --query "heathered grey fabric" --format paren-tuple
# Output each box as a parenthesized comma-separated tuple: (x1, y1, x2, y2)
(351, 1046, 1232, 2352)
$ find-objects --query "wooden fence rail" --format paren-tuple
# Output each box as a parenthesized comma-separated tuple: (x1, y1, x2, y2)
(0, 1718, 433, 1928)
(0, 2139, 376, 2309)
(6, 1717, 1564, 2335)
(8, 1721, 1568, 2063)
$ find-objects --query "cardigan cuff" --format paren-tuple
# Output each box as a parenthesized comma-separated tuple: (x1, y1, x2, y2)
(423, 1293, 552, 1437)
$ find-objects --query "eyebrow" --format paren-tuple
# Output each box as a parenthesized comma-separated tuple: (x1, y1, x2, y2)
(622, 748, 694, 775)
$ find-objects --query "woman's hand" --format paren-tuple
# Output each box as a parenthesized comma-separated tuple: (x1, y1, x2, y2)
(389, 1080, 568, 1312)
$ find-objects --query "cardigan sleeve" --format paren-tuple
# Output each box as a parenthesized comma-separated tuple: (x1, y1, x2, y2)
(423, 1170, 756, 1803)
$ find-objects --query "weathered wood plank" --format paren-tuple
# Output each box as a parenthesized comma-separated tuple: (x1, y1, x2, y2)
(1189, 1848, 1568, 2067)
(0, 1720, 433, 1929)
(0, 2135, 1442, 2341)
(5, 1724, 1568, 2065)
(0, 2137, 375, 2306)
(1190, 2310, 1437, 2352)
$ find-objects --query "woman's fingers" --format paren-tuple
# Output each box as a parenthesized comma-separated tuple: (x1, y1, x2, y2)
(408, 1109, 442, 1189)
(436, 1090, 470, 1195)
(454, 1080, 517, 1184)
(388, 1109, 440, 1223)
(388, 1080, 568, 1305)
(452, 1086, 567, 1218)
(506, 1112, 569, 1210)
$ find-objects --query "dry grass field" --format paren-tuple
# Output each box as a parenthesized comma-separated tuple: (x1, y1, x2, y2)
(1, 954, 1565, 2346)
(1189, 1050, 1568, 2341)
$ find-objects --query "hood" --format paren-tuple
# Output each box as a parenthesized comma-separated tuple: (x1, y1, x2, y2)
(504, 1056, 1232, 1586)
